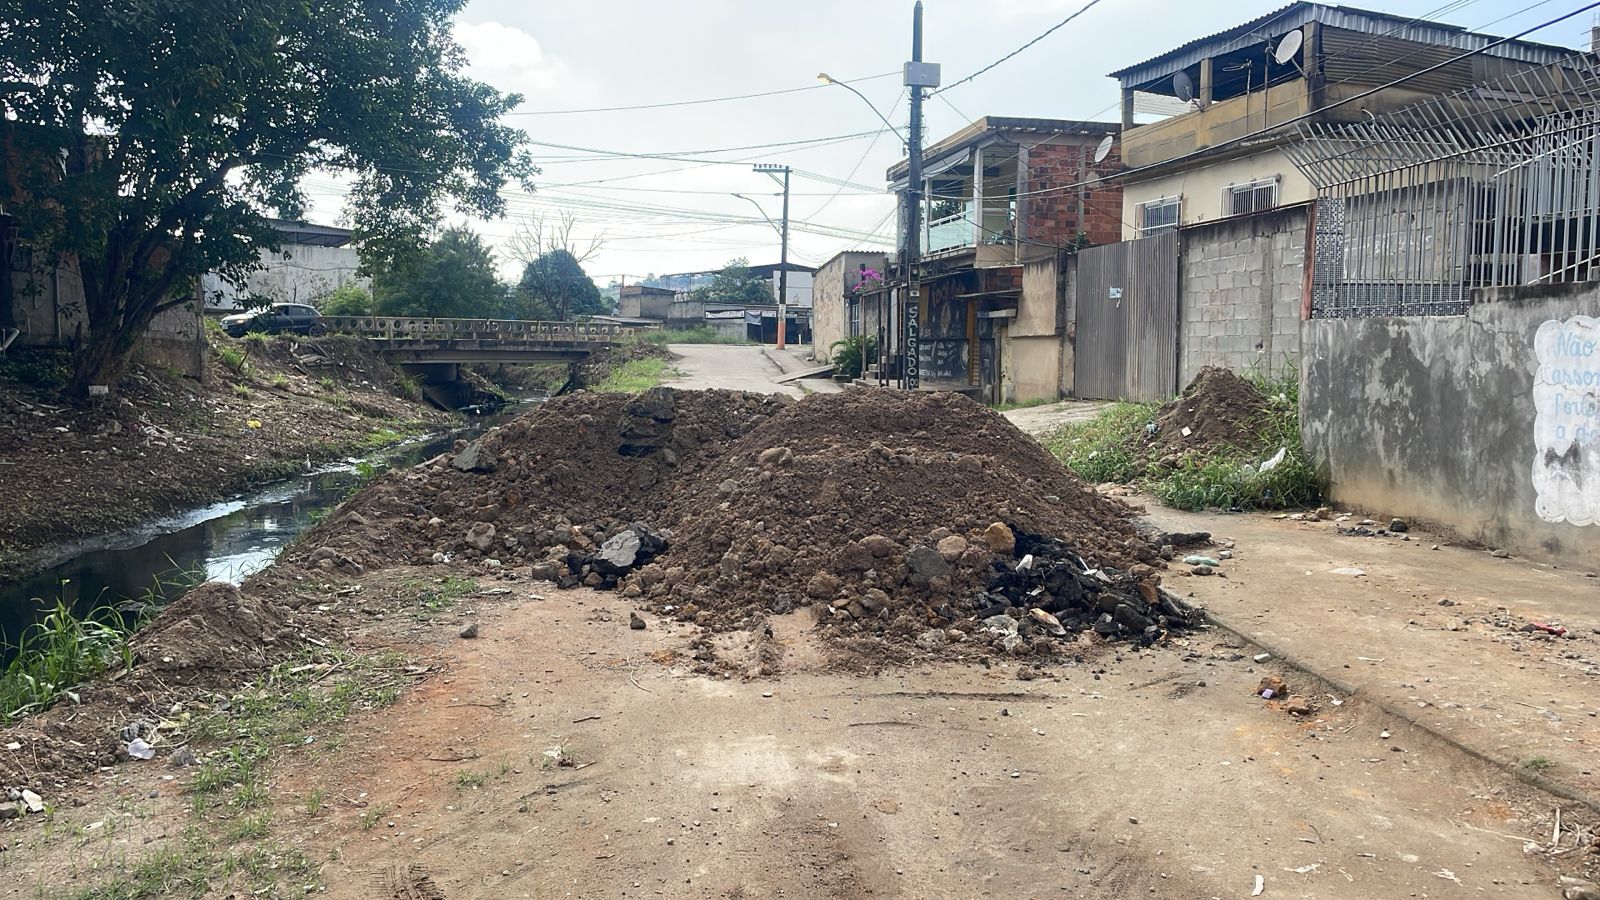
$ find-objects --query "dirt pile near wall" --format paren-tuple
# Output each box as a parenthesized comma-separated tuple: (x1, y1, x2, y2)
(1141, 366, 1272, 463)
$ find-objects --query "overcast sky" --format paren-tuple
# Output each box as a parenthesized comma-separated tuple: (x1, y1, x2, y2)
(303, 0, 1595, 284)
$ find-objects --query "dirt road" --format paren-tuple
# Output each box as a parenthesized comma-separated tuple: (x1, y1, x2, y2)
(664, 344, 807, 397)
(1143, 501, 1600, 808)
(21, 575, 1570, 899)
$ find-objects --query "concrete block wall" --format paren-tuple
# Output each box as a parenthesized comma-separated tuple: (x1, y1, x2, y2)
(1178, 204, 1308, 382)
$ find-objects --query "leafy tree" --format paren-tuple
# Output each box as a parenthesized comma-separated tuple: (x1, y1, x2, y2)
(371, 228, 502, 318)
(319, 284, 373, 316)
(509, 250, 606, 320)
(501, 212, 606, 320)
(1, 0, 533, 396)
(693, 258, 773, 306)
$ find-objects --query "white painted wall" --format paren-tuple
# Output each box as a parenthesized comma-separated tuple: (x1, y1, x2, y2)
(202, 243, 367, 311)
(766, 269, 814, 308)
(1119, 148, 1316, 240)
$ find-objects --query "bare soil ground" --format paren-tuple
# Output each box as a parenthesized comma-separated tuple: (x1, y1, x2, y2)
(8, 379, 1600, 899)
(0, 334, 451, 579)
(1141, 497, 1600, 810)
(7, 570, 1589, 899)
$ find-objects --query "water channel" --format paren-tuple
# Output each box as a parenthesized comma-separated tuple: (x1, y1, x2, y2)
(0, 403, 528, 652)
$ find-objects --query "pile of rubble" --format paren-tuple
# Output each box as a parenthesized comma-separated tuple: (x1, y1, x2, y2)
(293, 388, 1193, 655)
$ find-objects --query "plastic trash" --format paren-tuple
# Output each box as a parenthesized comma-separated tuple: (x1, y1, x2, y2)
(1182, 555, 1220, 567)
(1258, 446, 1288, 473)
(127, 739, 156, 760)
(1015, 554, 1034, 572)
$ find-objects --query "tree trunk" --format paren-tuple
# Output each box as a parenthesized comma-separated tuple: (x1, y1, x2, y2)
(0, 219, 15, 335)
(67, 318, 140, 398)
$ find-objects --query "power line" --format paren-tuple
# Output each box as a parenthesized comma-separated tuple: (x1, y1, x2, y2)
(934, 0, 1108, 95)
(523, 130, 881, 165)
(503, 71, 898, 116)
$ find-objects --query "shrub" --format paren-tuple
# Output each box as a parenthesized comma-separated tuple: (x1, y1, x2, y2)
(215, 345, 251, 379)
(321, 283, 374, 317)
(0, 601, 133, 722)
(830, 334, 876, 379)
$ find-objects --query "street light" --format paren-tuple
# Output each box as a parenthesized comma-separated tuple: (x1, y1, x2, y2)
(817, 73, 906, 145)
(730, 193, 782, 238)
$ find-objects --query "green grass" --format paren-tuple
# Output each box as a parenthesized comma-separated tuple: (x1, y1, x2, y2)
(416, 575, 478, 611)
(633, 325, 750, 346)
(268, 373, 289, 390)
(240, 332, 271, 348)
(596, 357, 670, 393)
(0, 601, 133, 722)
(1040, 401, 1157, 484)
(359, 427, 404, 449)
(215, 345, 250, 377)
(1523, 755, 1554, 772)
(230, 383, 252, 398)
(185, 649, 406, 820)
(1041, 373, 1323, 511)
(394, 373, 422, 401)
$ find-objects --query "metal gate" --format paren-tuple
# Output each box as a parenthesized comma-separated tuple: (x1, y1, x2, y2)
(1073, 231, 1180, 401)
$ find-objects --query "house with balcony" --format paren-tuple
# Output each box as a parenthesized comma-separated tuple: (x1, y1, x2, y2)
(874, 117, 1122, 401)
(1111, 2, 1579, 240)
(1100, 2, 1582, 381)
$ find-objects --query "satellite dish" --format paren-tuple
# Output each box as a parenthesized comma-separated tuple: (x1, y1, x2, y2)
(1273, 29, 1304, 66)
(1173, 71, 1195, 104)
(1092, 134, 1114, 164)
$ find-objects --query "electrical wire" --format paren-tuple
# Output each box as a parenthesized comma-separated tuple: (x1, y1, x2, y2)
(503, 71, 899, 116)
(933, 0, 1108, 95)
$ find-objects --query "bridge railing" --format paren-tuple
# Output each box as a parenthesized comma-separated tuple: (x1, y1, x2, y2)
(321, 316, 649, 343)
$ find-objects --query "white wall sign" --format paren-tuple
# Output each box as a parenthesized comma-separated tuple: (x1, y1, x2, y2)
(1533, 315, 1600, 525)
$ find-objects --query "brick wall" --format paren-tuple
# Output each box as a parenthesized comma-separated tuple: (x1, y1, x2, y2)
(1021, 141, 1123, 249)
(1178, 204, 1309, 383)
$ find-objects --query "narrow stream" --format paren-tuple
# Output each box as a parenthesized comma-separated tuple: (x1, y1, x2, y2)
(0, 402, 529, 653)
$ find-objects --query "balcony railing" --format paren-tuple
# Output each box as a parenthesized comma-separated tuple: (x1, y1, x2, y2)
(926, 198, 976, 253)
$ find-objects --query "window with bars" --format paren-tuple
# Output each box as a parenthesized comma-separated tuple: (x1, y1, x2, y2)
(1136, 196, 1181, 235)
(1223, 178, 1279, 216)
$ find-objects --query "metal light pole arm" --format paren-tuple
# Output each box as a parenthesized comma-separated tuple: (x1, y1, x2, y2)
(823, 78, 906, 145)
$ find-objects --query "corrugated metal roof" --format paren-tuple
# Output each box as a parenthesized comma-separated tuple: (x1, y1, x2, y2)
(1109, 2, 1581, 88)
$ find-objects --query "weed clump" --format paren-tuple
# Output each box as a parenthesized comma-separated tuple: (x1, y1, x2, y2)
(1043, 368, 1324, 511)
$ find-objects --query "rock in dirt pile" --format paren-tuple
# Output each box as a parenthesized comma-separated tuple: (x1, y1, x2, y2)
(296, 388, 1190, 655)
(1138, 365, 1273, 464)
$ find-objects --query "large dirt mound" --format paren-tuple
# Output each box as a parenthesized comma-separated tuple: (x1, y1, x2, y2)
(649, 391, 1158, 632)
(299, 389, 789, 572)
(1142, 366, 1271, 462)
(292, 388, 1178, 659)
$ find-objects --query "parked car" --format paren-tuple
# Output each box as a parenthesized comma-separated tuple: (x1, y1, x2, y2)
(220, 303, 326, 338)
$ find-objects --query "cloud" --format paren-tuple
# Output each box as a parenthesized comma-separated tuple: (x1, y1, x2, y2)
(453, 20, 567, 100)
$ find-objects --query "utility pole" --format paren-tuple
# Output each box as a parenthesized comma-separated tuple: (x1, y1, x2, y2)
(900, 1, 939, 390)
(752, 163, 792, 349)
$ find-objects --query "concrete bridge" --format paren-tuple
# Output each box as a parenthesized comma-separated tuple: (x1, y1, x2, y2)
(320, 315, 651, 408)
(320, 316, 647, 364)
